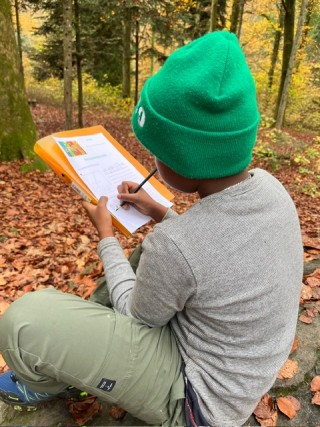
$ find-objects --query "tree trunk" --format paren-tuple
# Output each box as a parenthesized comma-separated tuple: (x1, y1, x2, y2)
(122, 5, 132, 99)
(300, 0, 315, 49)
(150, 25, 155, 75)
(230, 0, 241, 34)
(275, 0, 309, 128)
(295, 0, 316, 70)
(63, 0, 73, 130)
(13, 0, 24, 81)
(237, 0, 246, 39)
(209, 0, 218, 32)
(134, 15, 139, 105)
(0, 0, 37, 160)
(74, 0, 83, 128)
(274, 0, 295, 120)
(265, 3, 284, 110)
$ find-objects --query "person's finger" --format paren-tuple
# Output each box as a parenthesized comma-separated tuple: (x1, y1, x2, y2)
(82, 200, 93, 213)
(98, 196, 108, 207)
(117, 192, 140, 204)
(117, 181, 137, 194)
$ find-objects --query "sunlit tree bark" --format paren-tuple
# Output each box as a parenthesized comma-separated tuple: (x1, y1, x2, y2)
(275, 0, 309, 128)
(63, 0, 73, 129)
(274, 0, 295, 120)
(0, 0, 36, 160)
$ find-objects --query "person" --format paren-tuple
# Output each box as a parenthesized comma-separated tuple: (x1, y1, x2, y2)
(0, 31, 303, 426)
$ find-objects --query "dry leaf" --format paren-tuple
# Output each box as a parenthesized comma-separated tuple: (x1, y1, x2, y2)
(310, 376, 320, 392)
(303, 236, 320, 250)
(306, 308, 316, 317)
(300, 284, 313, 300)
(253, 394, 274, 419)
(277, 359, 298, 380)
(311, 391, 320, 405)
(310, 269, 320, 279)
(276, 397, 297, 419)
(290, 337, 299, 354)
(299, 314, 313, 324)
(285, 395, 301, 411)
(108, 404, 126, 420)
(0, 354, 7, 370)
(312, 287, 320, 299)
(256, 410, 278, 426)
(66, 395, 102, 426)
(305, 277, 320, 288)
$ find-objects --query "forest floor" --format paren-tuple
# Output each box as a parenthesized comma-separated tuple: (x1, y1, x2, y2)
(0, 105, 319, 426)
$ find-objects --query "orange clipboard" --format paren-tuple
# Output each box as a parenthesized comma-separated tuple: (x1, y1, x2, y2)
(34, 125, 174, 237)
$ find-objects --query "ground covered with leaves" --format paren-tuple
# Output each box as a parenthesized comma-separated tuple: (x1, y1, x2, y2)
(0, 105, 319, 425)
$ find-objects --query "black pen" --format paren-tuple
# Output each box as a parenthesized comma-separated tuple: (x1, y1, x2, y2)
(116, 168, 158, 210)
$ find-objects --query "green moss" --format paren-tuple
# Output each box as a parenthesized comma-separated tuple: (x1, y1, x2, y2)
(0, 4, 37, 161)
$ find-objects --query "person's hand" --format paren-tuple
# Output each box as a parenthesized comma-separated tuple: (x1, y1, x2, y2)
(83, 196, 114, 240)
(117, 181, 168, 223)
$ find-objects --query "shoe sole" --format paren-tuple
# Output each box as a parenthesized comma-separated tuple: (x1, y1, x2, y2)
(0, 391, 89, 411)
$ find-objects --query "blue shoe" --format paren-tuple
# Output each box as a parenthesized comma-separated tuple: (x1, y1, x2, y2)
(0, 370, 88, 410)
(0, 371, 54, 408)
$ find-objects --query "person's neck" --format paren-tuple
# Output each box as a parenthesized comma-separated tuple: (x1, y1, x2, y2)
(197, 169, 251, 199)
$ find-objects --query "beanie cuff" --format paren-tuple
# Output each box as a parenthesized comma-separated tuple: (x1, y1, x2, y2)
(132, 79, 260, 179)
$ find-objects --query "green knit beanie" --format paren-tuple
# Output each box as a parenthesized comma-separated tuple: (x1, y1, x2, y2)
(132, 31, 260, 179)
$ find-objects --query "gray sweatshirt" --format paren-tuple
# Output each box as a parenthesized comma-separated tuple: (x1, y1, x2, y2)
(98, 168, 303, 426)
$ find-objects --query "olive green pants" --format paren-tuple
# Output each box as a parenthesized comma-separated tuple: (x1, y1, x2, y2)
(0, 248, 186, 426)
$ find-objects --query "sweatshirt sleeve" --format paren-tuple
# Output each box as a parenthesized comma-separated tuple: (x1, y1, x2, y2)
(97, 226, 196, 327)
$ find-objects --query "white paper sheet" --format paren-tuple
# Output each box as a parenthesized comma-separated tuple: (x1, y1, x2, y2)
(53, 133, 172, 233)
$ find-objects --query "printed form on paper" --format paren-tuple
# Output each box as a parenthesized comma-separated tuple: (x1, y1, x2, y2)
(53, 133, 172, 233)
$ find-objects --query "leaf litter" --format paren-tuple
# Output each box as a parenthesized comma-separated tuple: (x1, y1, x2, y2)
(1, 106, 319, 424)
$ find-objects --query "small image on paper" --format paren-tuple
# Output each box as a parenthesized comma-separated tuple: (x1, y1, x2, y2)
(57, 140, 87, 157)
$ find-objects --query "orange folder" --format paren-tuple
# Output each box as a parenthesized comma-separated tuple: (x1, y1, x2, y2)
(34, 125, 174, 237)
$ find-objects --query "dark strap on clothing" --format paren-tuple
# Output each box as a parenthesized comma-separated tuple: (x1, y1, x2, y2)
(182, 365, 210, 427)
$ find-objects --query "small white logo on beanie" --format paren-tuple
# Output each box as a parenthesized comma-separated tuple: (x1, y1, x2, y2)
(137, 106, 145, 127)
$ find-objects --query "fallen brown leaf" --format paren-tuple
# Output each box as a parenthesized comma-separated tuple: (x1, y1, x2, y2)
(300, 284, 313, 301)
(285, 395, 301, 411)
(277, 359, 298, 380)
(66, 395, 102, 426)
(305, 277, 320, 288)
(290, 337, 299, 354)
(303, 236, 320, 250)
(108, 404, 126, 420)
(276, 397, 297, 419)
(299, 313, 313, 324)
(253, 394, 274, 419)
(256, 410, 278, 426)
(0, 353, 7, 370)
(311, 391, 320, 405)
(310, 376, 320, 392)
(312, 287, 320, 300)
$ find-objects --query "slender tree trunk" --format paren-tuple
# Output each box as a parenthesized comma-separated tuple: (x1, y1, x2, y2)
(63, 0, 73, 130)
(0, 0, 37, 160)
(275, 0, 309, 128)
(237, 0, 246, 39)
(264, 3, 284, 110)
(134, 15, 139, 105)
(13, 0, 24, 81)
(274, 0, 295, 120)
(300, 0, 315, 49)
(150, 25, 155, 75)
(295, 0, 315, 70)
(209, 0, 218, 32)
(122, 6, 132, 99)
(74, 0, 83, 128)
(230, 0, 241, 34)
